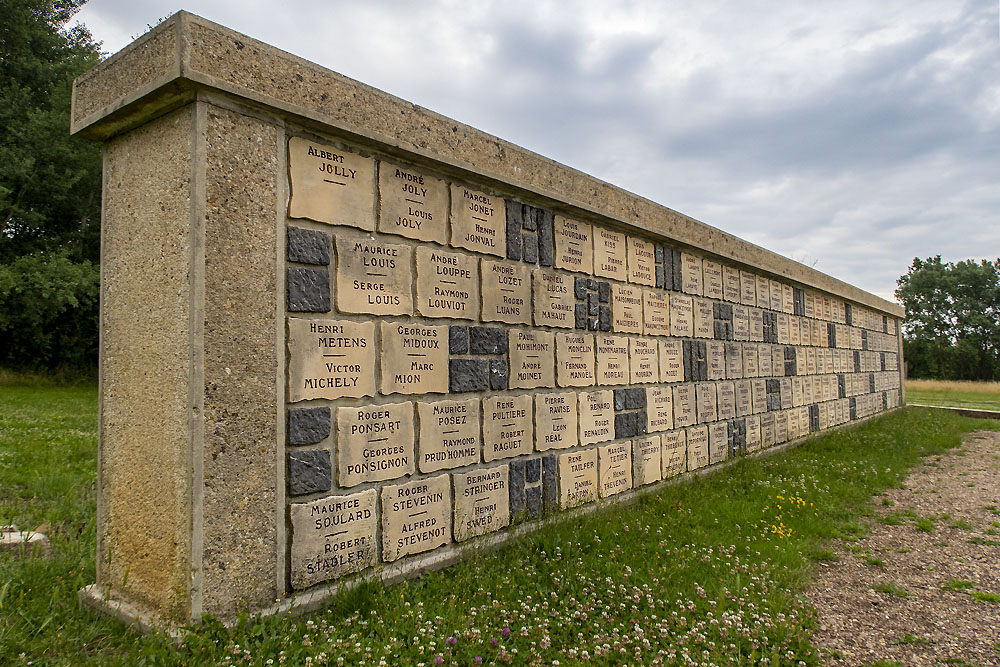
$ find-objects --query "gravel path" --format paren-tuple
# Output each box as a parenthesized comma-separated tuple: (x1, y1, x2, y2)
(807, 429, 1000, 666)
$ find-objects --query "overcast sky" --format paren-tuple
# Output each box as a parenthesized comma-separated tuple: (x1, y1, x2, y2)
(74, 1, 1000, 303)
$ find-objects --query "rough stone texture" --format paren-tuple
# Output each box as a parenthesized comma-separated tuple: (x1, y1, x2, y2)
(537, 213, 554, 267)
(526, 458, 541, 484)
(98, 106, 194, 620)
(287, 450, 332, 496)
(287, 226, 330, 265)
(525, 486, 542, 519)
(287, 407, 331, 445)
(287, 267, 330, 312)
(470, 327, 506, 355)
(489, 359, 509, 391)
(449, 359, 489, 392)
(542, 455, 558, 512)
(200, 106, 279, 618)
(449, 326, 469, 354)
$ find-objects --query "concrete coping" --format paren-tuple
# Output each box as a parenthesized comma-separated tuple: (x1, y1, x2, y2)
(71, 10, 903, 318)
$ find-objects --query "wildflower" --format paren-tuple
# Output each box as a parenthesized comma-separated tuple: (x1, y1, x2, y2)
(446, 637, 457, 646)
(434, 656, 443, 665)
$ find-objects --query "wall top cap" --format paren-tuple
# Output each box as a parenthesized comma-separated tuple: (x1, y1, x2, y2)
(71, 10, 903, 317)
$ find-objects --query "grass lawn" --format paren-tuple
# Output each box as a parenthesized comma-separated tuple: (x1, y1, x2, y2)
(905, 379, 1000, 411)
(2, 383, 997, 666)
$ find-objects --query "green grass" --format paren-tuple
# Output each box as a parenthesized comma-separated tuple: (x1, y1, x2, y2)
(906, 379, 1000, 411)
(943, 579, 976, 592)
(893, 633, 934, 646)
(873, 582, 910, 598)
(971, 592, 1000, 603)
(3, 389, 999, 665)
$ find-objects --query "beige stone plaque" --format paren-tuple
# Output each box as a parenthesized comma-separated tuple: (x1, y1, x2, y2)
(553, 215, 593, 273)
(769, 279, 782, 312)
(749, 308, 764, 342)
(287, 317, 375, 402)
(481, 259, 531, 324)
(696, 383, 718, 423)
(643, 290, 670, 336)
(627, 236, 655, 286)
(772, 346, 785, 377)
(579, 389, 614, 445)
(659, 340, 683, 383)
(508, 329, 555, 389)
(630, 337, 659, 384)
(290, 490, 377, 590)
(416, 399, 480, 473)
(450, 184, 504, 256)
(377, 161, 448, 243)
(740, 270, 757, 306)
(379, 322, 448, 395)
(783, 284, 794, 314)
(746, 415, 761, 452)
(337, 403, 415, 487)
(288, 137, 375, 230)
(483, 394, 533, 461)
(743, 343, 759, 378)
(556, 332, 596, 387)
(733, 305, 750, 341)
(735, 379, 752, 416)
(381, 474, 450, 562)
(670, 294, 694, 337)
(415, 246, 479, 320)
(751, 379, 767, 413)
(662, 430, 687, 477)
(681, 252, 703, 295)
(717, 381, 736, 420)
(559, 448, 598, 508)
(707, 341, 725, 380)
(532, 269, 575, 328)
(788, 316, 800, 345)
(673, 383, 696, 427)
(781, 378, 793, 409)
(703, 260, 723, 299)
(723, 265, 741, 303)
(693, 297, 713, 338)
(686, 425, 709, 469)
(708, 422, 728, 464)
(804, 291, 815, 319)
(593, 226, 626, 280)
(725, 342, 743, 379)
(777, 313, 789, 344)
(596, 334, 630, 385)
(632, 435, 662, 486)
(535, 391, 578, 451)
(774, 410, 787, 443)
(612, 283, 644, 333)
(598, 442, 633, 497)
(758, 343, 772, 377)
(755, 275, 770, 309)
(334, 236, 412, 315)
(647, 385, 674, 432)
(453, 465, 509, 542)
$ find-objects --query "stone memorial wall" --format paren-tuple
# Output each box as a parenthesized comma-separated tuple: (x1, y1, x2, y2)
(72, 13, 905, 627)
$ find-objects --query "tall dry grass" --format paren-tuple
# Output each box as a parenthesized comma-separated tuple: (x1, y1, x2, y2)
(906, 378, 1000, 393)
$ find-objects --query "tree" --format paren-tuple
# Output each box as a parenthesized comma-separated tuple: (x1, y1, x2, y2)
(895, 256, 1000, 381)
(0, 0, 102, 371)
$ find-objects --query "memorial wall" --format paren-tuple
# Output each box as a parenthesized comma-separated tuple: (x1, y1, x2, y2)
(71, 12, 905, 626)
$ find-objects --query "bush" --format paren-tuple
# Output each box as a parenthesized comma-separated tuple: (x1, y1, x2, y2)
(0, 252, 98, 371)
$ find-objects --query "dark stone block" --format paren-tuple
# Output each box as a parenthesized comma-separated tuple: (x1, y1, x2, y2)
(509, 481, 526, 520)
(587, 278, 598, 290)
(526, 458, 541, 483)
(883, 315, 888, 334)
(683, 341, 693, 381)
(450, 359, 488, 392)
(510, 459, 525, 490)
(574, 277, 588, 300)
(522, 233, 538, 264)
(655, 264, 665, 288)
(625, 387, 646, 410)
(698, 358, 708, 382)
(525, 486, 542, 519)
(714, 321, 725, 340)
(522, 204, 538, 231)
(542, 455, 558, 512)
(713, 302, 722, 318)
(614, 412, 637, 439)
(854, 350, 861, 372)
(538, 210, 554, 267)
(635, 411, 647, 435)
(587, 292, 599, 316)
(506, 200, 523, 261)
(598, 307, 611, 331)
(881, 353, 886, 371)
(471, 327, 506, 354)
(288, 407, 332, 445)
(721, 304, 732, 319)
(654, 244, 664, 263)
(449, 326, 469, 354)
(287, 449, 331, 496)
(613, 389, 626, 411)
(575, 303, 587, 329)
(588, 316, 599, 331)
(287, 267, 330, 312)
(287, 226, 330, 265)
(845, 303, 853, 325)
(489, 359, 508, 390)
(785, 346, 796, 360)
(598, 282, 611, 303)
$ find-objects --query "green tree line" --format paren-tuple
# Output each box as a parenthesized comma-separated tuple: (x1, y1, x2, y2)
(896, 256, 1000, 381)
(1, 0, 101, 371)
